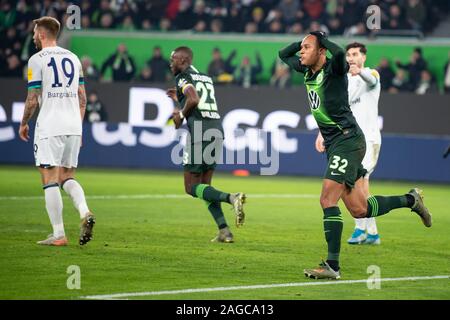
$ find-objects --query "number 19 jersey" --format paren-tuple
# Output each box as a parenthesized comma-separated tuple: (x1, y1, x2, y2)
(27, 46, 84, 138)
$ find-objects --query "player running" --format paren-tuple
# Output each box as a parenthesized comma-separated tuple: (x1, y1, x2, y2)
(279, 32, 431, 280)
(315, 42, 382, 245)
(166, 46, 245, 243)
(19, 17, 95, 246)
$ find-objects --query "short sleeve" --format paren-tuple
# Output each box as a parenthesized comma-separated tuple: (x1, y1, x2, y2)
(27, 56, 42, 90)
(176, 73, 194, 95)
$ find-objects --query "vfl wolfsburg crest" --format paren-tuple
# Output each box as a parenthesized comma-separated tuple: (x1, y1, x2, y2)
(308, 90, 321, 110)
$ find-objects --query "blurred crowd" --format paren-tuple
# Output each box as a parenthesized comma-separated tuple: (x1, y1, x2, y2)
(1, 0, 450, 96)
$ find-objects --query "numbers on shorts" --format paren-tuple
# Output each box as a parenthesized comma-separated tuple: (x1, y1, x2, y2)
(329, 155, 348, 173)
(47, 57, 75, 88)
(195, 82, 218, 111)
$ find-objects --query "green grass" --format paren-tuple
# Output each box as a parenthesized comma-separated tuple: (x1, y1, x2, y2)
(0, 165, 449, 300)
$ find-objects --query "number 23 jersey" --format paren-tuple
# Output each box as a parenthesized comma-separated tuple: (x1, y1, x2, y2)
(27, 46, 84, 138)
(175, 66, 223, 143)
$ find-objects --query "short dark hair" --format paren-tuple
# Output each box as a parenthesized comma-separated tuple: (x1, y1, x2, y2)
(346, 42, 367, 54)
(174, 46, 193, 61)
(33, 16, 60, 39)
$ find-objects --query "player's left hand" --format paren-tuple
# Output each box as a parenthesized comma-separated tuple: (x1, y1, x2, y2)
(19, 124, 29, 142)
(349, 64, 361, 76)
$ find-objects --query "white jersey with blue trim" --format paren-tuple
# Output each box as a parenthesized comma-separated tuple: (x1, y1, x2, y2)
(347, 67, 381, 144)
(27, 46, 84, 138)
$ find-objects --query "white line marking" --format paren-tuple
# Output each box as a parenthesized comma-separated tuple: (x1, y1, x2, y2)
(80, 275, 450, 300)
(0, 194, 317, 201)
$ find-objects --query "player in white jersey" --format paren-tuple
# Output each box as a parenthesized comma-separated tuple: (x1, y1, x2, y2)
(18, 17, 95, 246)
(315, 42, 382, 245)
(345, 42, 381, 245)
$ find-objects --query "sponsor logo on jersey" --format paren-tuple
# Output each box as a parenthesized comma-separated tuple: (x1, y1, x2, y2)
(307, 90, 321, 110)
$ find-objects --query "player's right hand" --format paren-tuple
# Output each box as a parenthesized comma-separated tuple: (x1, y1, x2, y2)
(19, 124, 29, 142)
(166, 87, 178, 102)
(315, 132, 325, 153)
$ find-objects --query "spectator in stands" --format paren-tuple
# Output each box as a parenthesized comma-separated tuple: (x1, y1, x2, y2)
(387, 4, 411, 30)
(81, 56, 100, 82)
(85, 91, 108, 123)
(146, 46, 170, 83)
(405, 0, 426, 31)
(389, 69, 409, 93)
(377, 57, 396, 91)
(233, 52, 263, 89)
(270, 56, 291, 89)
(396, 47, 427, 91)
(92, 0, 115, 28)
(278, 0, 300, 26)
(207, 47, 236, 84)
(193, 20, 207, 33)
(444, 51, 450, 94)
(100, 43, 136, 82)
(415, 70, 439, 94)
(137, 66, 152, 82)
(3, 52, 23, 78)
(210, 19, 224, 33)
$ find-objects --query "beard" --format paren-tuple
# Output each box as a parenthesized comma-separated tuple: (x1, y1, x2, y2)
(34, 39, 42, 50)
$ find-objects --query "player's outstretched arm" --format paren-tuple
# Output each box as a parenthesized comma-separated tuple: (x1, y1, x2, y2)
(78, 84, 87, 121)
(278, 42, 307, 73)
(19, 88, 41, 142)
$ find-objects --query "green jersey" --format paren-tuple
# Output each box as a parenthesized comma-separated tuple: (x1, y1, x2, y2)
(175, 66, 223, 143)
(279, 39, 362, 147)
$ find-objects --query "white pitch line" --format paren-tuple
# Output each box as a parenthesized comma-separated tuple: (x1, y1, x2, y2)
(80, 275, 450, 300)
(0, 194, 317, 201)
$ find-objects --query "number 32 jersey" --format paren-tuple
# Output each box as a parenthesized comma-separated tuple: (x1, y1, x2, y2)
(175, 65, 223, 142)
(27, 46, 84, 138)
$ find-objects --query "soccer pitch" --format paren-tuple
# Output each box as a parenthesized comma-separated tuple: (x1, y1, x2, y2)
(0, 165, 449, 300)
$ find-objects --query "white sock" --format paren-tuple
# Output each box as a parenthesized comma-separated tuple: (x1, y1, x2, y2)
(44, 184, 65, 238)
(354, 217, 366, 231)
(62, 179, 90, 219)
(366, 217, 378, 235)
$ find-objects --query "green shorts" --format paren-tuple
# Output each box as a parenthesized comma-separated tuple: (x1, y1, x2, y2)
(183, 138, 223, 173)
(324, 130, 367, 189)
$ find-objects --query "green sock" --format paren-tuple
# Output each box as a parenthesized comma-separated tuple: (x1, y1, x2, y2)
(366, 195, 409, 218)
(192, 184, 230, 203)
(205, 201, 227, 229)
(323, 207, 343, 263)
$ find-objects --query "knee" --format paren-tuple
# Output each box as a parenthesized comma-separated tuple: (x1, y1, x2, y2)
(349, 206, 367, 218)
(320, 195, 338, 209)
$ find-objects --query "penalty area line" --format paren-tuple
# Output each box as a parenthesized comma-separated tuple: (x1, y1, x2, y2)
(80, 275, 450, 300)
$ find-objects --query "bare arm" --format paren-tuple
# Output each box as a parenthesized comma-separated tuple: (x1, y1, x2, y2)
(171, 84, 199, 129)
(278, 42, 307, 73)
(19, 88, 41, 142)
(78, 84, 87, 121)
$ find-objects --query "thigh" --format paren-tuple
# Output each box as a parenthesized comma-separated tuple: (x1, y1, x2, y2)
(61, 135, 81, 169)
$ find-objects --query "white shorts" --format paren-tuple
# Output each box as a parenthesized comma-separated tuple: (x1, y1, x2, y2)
(362, 142, 381, 179)
(34, 135, 81, 168)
